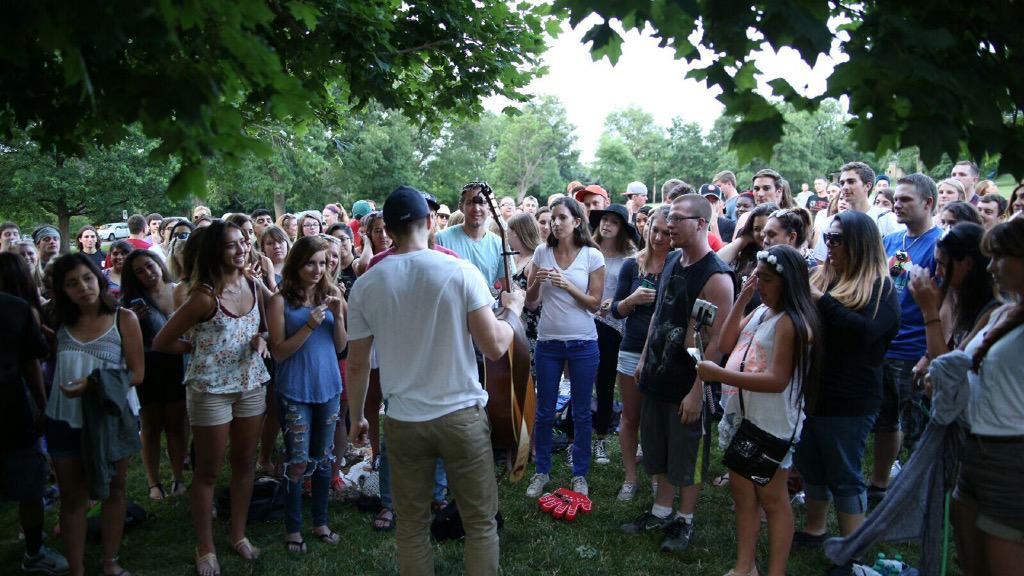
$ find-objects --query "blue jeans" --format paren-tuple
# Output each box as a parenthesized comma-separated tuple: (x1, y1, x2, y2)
(534, 339, 600, 476)
(795, 413, 876, 515)
(278, 393, 340, 534)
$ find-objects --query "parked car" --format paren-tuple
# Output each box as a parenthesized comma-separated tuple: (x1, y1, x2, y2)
(97, 222, 130, 241)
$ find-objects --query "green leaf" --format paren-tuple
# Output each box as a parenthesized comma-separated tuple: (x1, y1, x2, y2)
(287, 1, 321, 30)
(167, 162, 207, 201)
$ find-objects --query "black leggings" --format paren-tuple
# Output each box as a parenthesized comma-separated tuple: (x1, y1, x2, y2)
(594, 320, 622, 436)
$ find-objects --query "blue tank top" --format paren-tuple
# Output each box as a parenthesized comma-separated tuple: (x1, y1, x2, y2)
(276, 301, 342, 403)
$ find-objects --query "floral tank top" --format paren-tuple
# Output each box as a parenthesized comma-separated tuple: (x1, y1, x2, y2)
(184, 281, 270, 394)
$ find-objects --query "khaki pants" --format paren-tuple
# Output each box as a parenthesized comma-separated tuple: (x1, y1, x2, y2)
(385, 405, 499, 576)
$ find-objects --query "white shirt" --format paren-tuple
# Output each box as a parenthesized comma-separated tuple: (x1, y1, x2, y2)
(812, 205, 904, 262)
(533, 244, 605, 341)
(347, 249, 492, 423)
(963, 306, 1024, 436)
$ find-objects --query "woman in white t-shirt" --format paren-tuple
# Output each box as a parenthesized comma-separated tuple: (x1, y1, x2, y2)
(524, 197, 605, 499)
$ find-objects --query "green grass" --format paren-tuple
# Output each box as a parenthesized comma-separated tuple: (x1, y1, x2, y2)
(0, 431, 947, 575)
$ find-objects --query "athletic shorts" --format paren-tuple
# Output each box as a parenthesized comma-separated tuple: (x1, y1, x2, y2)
(640, 394, 702, 487)
(616, 350, 642, 377)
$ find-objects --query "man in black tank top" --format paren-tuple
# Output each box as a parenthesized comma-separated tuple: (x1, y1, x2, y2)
(621, 194, 735, 553)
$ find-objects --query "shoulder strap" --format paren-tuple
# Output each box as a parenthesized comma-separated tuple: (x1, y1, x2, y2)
(735, 308, 768, 417)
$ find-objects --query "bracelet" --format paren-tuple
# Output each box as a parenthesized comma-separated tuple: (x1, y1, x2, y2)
(305, 322, 316, 331)
(924, 317, 940, 325)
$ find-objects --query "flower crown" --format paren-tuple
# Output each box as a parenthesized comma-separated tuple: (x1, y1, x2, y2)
(756, 250, 784, 274)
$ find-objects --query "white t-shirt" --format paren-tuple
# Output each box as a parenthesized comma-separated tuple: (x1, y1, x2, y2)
(812, 205, 904, 262)
(533, 244, 605, 341)
(347, 249, 492, 422)
(963, 306, 1024, 436)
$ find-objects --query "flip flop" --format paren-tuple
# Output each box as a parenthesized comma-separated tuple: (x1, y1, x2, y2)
(194, 551, 219, 576)
(373, 508, 395, 532)
(314, 530, 340, 546)
(284, 539, 307, 554)
(233, 537, 260, 561)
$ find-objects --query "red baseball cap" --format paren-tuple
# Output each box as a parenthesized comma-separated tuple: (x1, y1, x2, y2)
(574, 184, 609, 203)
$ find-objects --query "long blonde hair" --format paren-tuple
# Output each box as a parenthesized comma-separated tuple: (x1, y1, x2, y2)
(811, 211, 890, 312)
(635, 206, 670, 276)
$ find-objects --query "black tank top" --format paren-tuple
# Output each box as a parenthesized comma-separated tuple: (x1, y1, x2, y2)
(639, 250, 733, 403)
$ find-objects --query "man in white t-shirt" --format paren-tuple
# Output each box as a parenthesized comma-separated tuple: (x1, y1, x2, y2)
(812, 161, 904, 262)
(347, 186, 524, 576)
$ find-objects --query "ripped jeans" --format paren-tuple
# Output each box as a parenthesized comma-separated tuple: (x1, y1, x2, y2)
(277, 393, 340, 534)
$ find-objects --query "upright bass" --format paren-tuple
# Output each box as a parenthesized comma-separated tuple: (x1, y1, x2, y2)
(474, 182, 536, 482)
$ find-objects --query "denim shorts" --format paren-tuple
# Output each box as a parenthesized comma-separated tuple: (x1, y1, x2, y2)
(874, 357, 923, 435)
(955, 436, 1024, 541)
(45, 418, 82, 459)
(795, 413, 876, 514)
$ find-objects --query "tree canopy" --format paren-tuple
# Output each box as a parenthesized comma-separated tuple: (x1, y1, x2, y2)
(0, 0, 553, 199)
(557, 0, 1024, 177)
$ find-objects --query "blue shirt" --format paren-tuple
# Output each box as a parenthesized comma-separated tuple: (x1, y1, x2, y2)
(883, 226, 942, 360)
(276, 301, 342, 403)
(435, 224, 514, 289)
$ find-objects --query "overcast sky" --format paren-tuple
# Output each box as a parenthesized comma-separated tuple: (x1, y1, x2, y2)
(484, 16, 845, 162)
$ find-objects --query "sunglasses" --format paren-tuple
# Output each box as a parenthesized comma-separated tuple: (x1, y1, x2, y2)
(823, 232, 844, 246)
(174, 232, 190, 241)
(437, 214, 450, 220)
(666, 214, 702, 223)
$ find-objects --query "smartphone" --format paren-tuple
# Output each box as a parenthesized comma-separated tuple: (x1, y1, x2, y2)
(640, 276, 657, 290)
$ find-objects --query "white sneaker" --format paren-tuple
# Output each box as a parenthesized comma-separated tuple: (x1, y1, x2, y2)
(636, 445, 643, 464)
(566, 445, 574, 469)
(571, 475, 589, 497)
(617, 481, 637, 501)
(22, 546, 69, 575)
(525, 473, 550, 498)
(594, 438, 610, 465)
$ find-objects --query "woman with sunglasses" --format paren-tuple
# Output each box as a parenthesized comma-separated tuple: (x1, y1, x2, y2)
(793, 211, 900, 545)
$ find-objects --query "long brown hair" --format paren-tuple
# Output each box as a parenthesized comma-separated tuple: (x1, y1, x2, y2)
(279, 236, 335, 308)
(507, 212, 542, 257)
(972, 219, 1024, 371)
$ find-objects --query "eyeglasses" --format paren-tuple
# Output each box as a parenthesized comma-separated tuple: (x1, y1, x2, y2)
(302, 222, 321, 229)
(666, 214, 702, 224)
(823, 232, 844, 247)
(174, 232, 190, 241)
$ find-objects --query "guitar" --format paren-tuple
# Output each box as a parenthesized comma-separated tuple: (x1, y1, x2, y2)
(471, 182, 537, 482)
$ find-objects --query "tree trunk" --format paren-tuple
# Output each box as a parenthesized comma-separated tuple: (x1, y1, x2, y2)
(271, 167, 286, 219)
(56, 196, 72, 255)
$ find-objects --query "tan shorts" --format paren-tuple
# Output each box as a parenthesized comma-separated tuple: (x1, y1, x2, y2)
(186, 386, 266, 427)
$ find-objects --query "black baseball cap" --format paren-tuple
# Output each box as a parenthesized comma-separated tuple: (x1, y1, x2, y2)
(383, 186, 430, 227)
(699, 183, 722, 199)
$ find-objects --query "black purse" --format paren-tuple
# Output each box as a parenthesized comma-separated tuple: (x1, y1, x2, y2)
(721, 311, 798, 486)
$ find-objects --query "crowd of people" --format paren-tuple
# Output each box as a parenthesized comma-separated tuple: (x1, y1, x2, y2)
(0, 160, 1022, 576)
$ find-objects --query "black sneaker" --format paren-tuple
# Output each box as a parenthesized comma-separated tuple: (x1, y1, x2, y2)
(620, 511, 670, 534)
(659, 516, 694, 553)
(792, 530, 830, 549)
